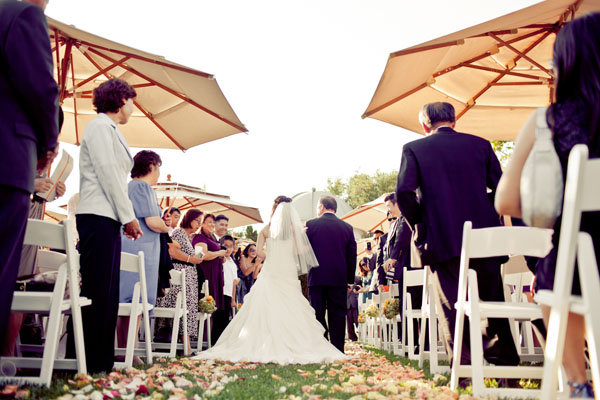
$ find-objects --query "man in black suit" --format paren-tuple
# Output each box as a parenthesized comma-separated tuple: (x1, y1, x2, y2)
(365, 242, 376, 272)
(306, 196, 357, 353)
(395, 102, 518, 366)
(0, 0, 59, 348)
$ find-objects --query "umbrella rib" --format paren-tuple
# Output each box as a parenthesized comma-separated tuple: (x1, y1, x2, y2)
(214, 201, 262, 224)
(365, 27, 552, 119)
(133, 100, 186, 151)
(391, 39, 465, 58)
(49, 30, 214, 79)
(67, 55, 130, 94)
(78, 50, 187, 150)
(70, 57, 80, 145)
(342, 202, 384, 220)
(488, 33, 552, 76)
(58, 39, 73, 103)
(367, 217, 388, 233)
(85, 47, 248, 133)
(461, 64, 549, 81)
(53, 29, 61, 87)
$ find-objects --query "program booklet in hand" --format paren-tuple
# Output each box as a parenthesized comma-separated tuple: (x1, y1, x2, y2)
(194, 245, 205, 259)
(39, 150, 74, 202)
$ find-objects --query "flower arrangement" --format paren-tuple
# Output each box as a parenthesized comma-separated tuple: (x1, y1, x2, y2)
(357, 313, 366, 324)
(382, 298, 400, 319)
(199, 295, 217, 314)
(236, 302, 242, 311)
(365, 304, 379, 318)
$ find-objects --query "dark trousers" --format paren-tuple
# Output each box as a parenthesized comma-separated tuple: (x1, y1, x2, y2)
(67, 214, 122, 374)
(0, 186, 30, 348)
(346, 307, 358, 341)
(433, 257, 519, 366)
(308, 286, 347, 353)
(211, 299, 229, 345)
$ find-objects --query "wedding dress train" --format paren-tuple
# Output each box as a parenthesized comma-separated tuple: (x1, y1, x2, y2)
(194, 236, 346, 364)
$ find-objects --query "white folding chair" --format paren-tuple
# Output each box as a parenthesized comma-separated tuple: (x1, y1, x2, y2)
(196, 280, 212, 352)
(151, 269, 189, 357)
(450, 221, 553, 399)
(501, 256, 544, 362)
(418, 266, 450, 374)
(536, 144, 600, 398)
(0, 219, 89, 387)
(401, 268, 424, 360)
(114, 251, 153, 369)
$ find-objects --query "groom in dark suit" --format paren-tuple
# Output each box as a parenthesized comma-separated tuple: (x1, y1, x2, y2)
(395, 102, 519, 367)
(306, 196, 357, 353)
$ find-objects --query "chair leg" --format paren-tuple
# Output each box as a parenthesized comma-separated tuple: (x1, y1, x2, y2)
(142, 311, 153, 364)
(197, 314, 205, 353)
(39, 300, 63, 386)
(170, 312, 181, 358)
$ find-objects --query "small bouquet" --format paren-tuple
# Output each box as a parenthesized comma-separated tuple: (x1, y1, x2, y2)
(236, 302, 242, 311)
(199, 295, 217, 314)
(357, 313, 366, 324)
(365, 304, 379, 318)
(382, 298, 400, 319)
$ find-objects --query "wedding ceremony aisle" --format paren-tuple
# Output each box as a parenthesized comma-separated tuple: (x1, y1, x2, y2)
(3, 342, 477, 400)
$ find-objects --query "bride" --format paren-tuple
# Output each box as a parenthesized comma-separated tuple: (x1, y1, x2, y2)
(194, 195, 347, 364)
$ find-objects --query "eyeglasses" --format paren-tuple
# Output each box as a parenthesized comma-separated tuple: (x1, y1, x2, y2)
(387, 217, 397, 222)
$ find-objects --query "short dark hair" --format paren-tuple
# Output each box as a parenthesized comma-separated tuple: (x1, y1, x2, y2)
(93, 78, 136, 114)
(320, 195, 337, 212)
(374, 229, 384, 235)
(215, 214, 229, 223)
(180, 209, 203, 229)
(165, 207, 181, 217)
(419, 102, 455, 129)
(220, 235, 234, 245)
(384, 192, 397, 205)
(131, 150, 162, 178)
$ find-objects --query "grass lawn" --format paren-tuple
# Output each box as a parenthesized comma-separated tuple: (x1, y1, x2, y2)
(1, 342, 478, 400)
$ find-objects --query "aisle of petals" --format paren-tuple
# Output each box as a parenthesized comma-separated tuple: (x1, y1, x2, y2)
(26, 342, 481, 399)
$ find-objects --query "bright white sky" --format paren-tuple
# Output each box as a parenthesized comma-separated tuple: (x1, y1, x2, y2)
(45, 0, 538, 225)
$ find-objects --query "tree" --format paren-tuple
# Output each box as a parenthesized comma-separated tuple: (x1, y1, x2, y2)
(327, 170, 398, 209)
(244, 225, 258, 242)
(490, 140, 515, 169)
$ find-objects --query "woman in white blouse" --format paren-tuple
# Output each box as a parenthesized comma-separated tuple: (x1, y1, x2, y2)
(70, 78, 143, 374)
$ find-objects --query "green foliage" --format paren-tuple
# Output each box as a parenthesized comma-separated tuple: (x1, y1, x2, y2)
(326, 170, 398, 209)
(244, 225, 258, 242)
(491, 140, 515, 169)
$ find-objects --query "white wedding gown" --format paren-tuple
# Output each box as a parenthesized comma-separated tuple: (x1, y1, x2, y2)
(194, 237, 347, 364)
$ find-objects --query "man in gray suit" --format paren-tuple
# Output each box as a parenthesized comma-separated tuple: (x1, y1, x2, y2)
(0, 0, 59, 347)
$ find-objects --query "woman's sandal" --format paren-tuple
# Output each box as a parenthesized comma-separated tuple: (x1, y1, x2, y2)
(568, 381, 595, 399)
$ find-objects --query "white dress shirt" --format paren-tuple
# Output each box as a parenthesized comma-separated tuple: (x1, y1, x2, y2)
(76, 113, 135, 224)
(223, 256, 238, 299)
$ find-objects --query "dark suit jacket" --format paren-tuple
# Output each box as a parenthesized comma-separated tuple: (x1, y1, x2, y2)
(0, 0, 59, 193)
(376, 232, 387, 268)
(391, 216, 412, 280)
(306, 213, 357, 287)
(395, 127, 503, 265)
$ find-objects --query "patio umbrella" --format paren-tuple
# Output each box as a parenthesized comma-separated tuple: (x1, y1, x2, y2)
(362, 0, 600, 141)
(153, 179, 262, 229)
(341, 194, 390, 234)
(49, 17, 247, 150)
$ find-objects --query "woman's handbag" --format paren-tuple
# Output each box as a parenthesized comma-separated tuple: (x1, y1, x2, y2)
(520, 107, 564, 228)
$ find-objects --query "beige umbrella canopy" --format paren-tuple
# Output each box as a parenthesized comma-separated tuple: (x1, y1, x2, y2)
(153, 180, 263, 229)
(363, 0, 600, 141)
(48, 17, 247, 150)
(341, 194, 390, 234)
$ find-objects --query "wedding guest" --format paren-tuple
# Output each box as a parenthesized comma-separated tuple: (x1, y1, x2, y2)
(0, 0, 59, 349)
(156, 209, 204, 353)
(2, 108, 65, 357)
(365, 242, 376, 271)
(214, 214, 229, 242)
(220, 235, 240, 321)
(165, 207, 181, 235)
(157, 209, 178, 298)
(357, 258, 373, 303)
(68, 78, 142, 373)
(233, 245, 247, 304)
(396, 101, 518, 369)
(193, 213, 227, 344)
(116, 150, 169, 362)
(495, 13, 600, 397)
(240, 244, 261, 291)
(346, 278, 360, 341)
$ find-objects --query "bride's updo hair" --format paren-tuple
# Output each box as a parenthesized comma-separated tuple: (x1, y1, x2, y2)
(271, 195, 292, 216)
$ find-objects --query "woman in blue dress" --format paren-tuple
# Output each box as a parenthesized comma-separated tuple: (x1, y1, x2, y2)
(117, 150, 170, 361)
